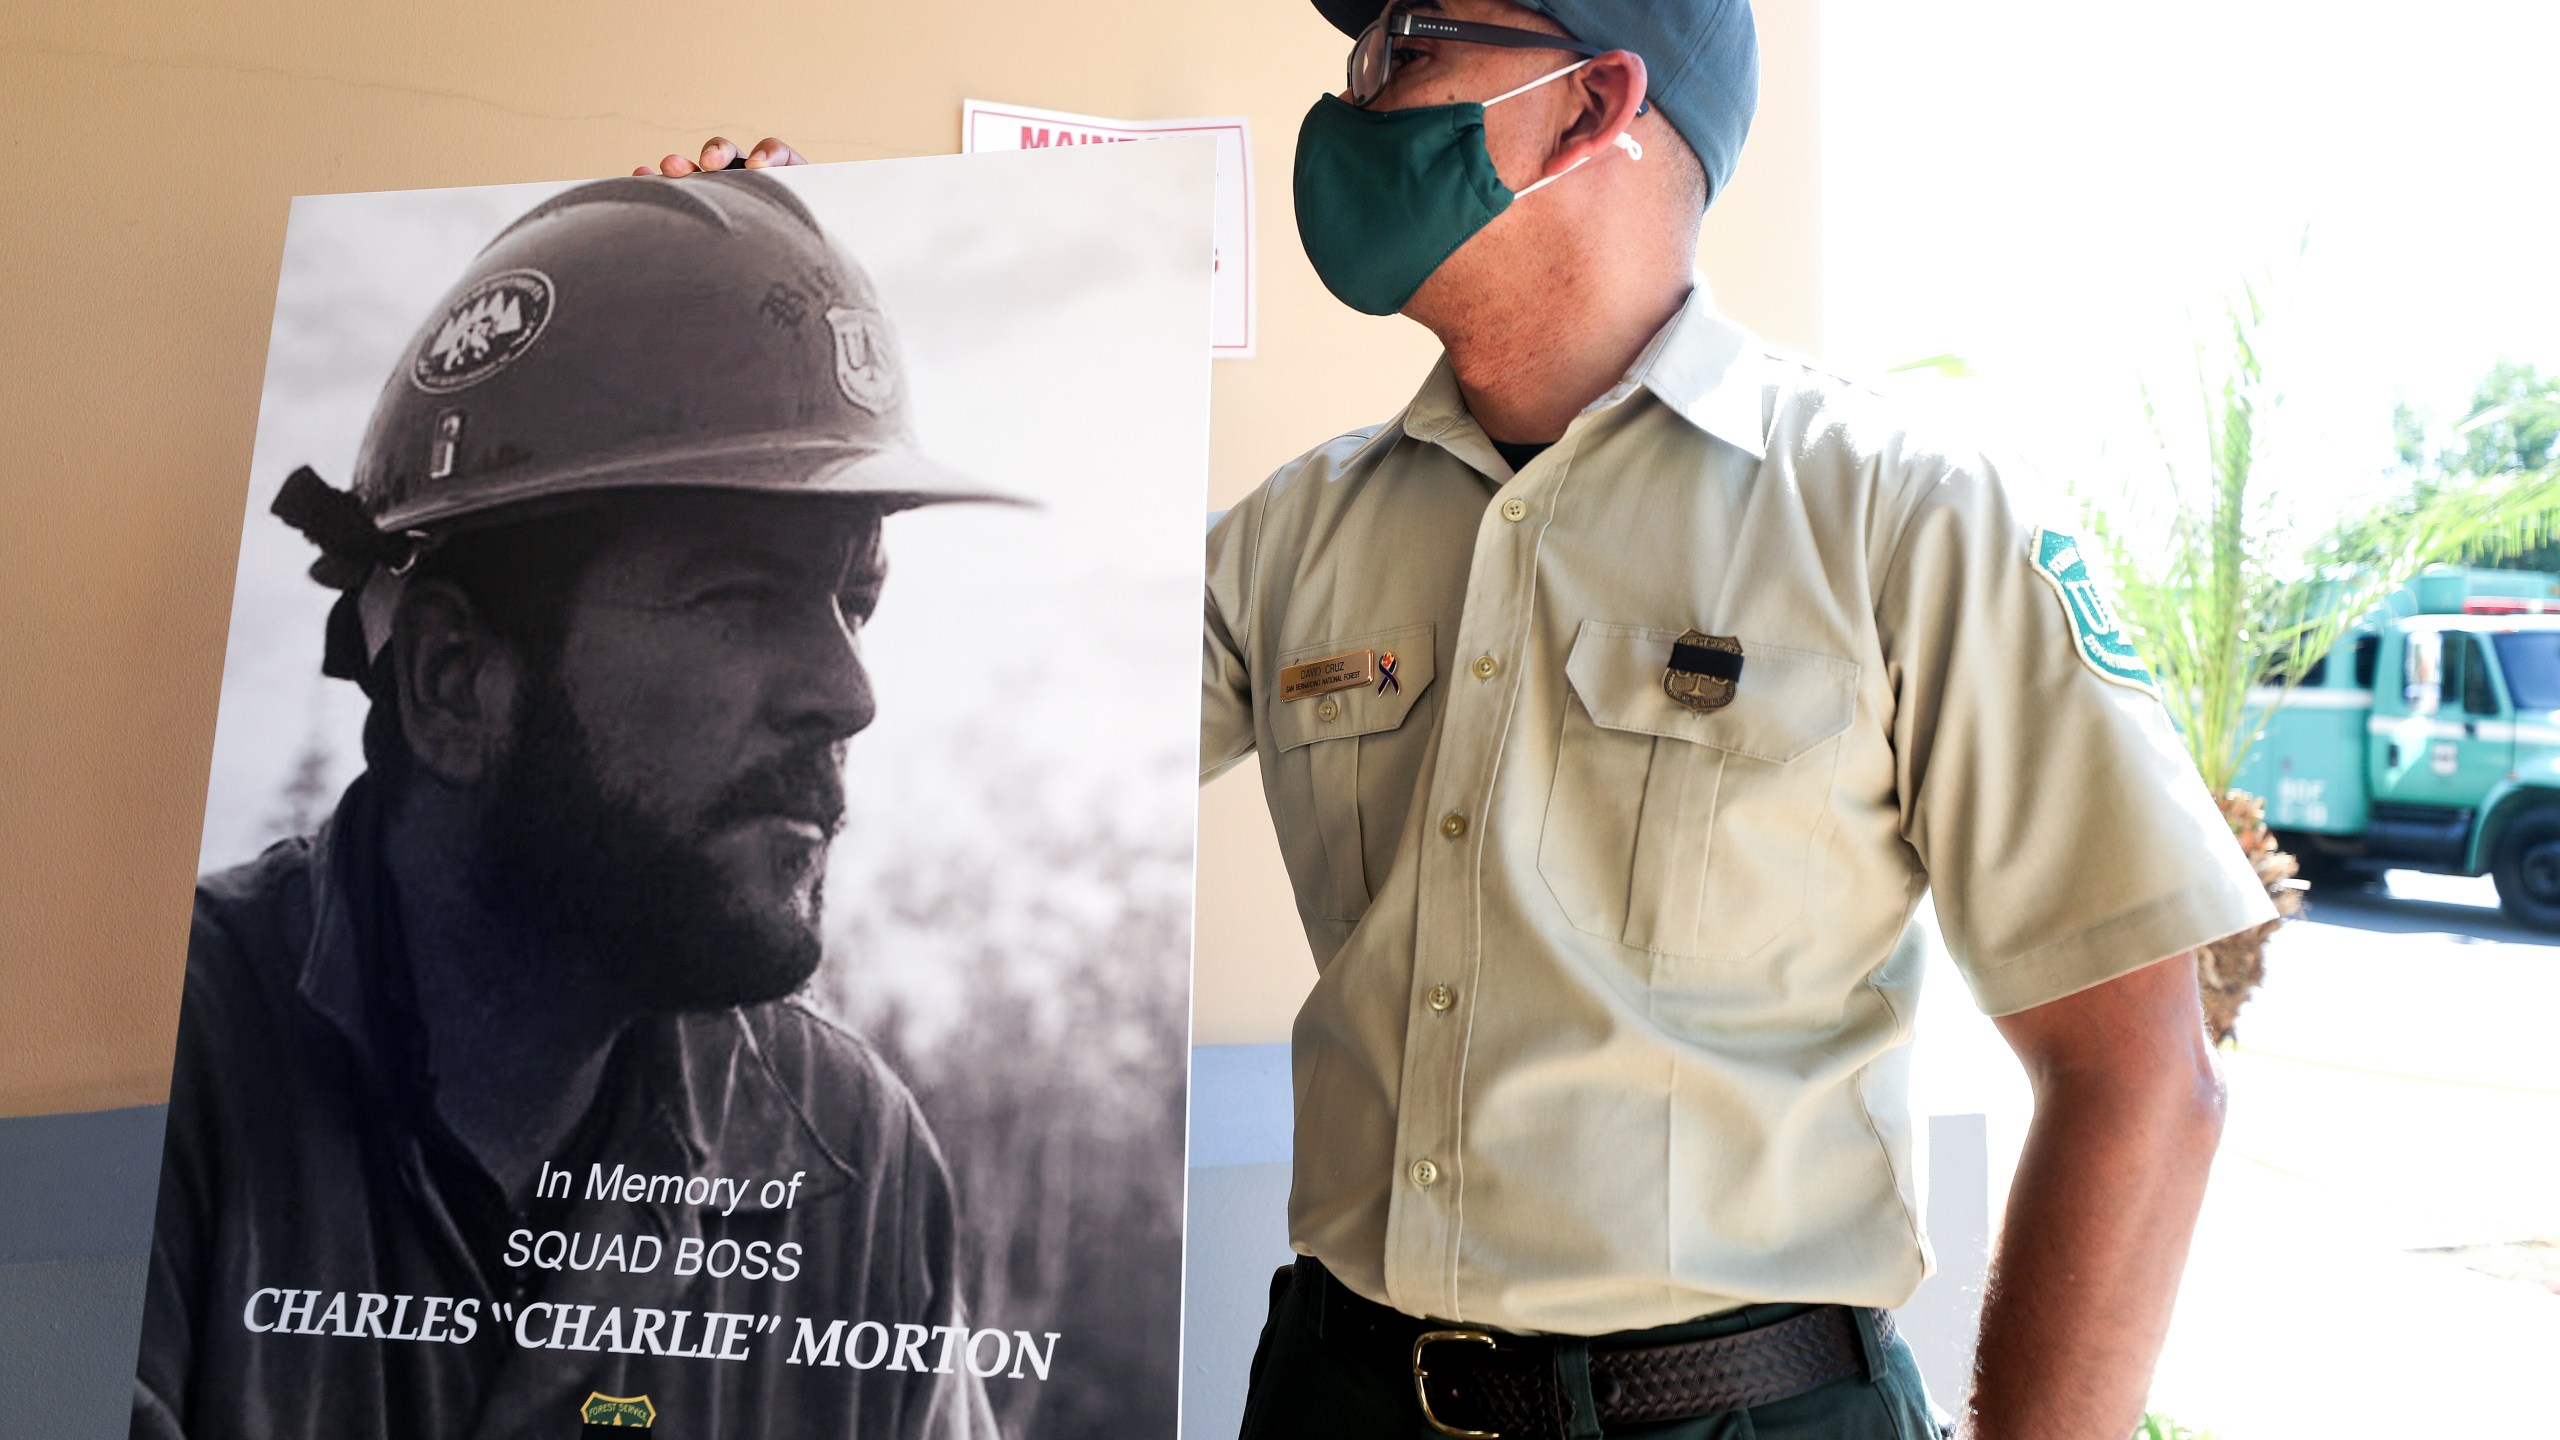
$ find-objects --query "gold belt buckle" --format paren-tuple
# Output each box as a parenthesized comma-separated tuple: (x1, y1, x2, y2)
(1412, 1329, 1501, 1439)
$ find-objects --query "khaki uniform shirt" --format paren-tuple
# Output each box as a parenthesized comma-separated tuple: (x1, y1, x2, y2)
(1200, 286, 2274, 1336)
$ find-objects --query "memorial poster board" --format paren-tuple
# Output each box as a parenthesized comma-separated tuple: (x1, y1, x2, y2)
(137, 141, 1214, 1440)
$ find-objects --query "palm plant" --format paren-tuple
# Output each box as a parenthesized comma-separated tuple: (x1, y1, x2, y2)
(2081, 285, 2560, 1040)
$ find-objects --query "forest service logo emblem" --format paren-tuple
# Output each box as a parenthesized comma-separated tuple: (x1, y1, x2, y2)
(2032, 528, 2157, 695)
(826, 304, 899, 414)
(579, 1392, 656, 1427)
(412, 268, 555, 394)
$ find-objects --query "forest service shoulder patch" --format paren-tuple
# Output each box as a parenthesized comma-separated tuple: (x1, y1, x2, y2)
(580, 1392, 655, 1427)
(2031, 528, 2157, 695)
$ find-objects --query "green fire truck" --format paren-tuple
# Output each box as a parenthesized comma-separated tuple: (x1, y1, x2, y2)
(2237, 566, 2560, 927)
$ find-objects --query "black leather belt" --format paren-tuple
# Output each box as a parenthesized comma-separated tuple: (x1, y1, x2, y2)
(1302, 1259, 1886, 1439)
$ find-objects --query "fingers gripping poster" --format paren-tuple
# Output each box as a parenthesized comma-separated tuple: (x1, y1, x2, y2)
(139, 143, 1212, 1440)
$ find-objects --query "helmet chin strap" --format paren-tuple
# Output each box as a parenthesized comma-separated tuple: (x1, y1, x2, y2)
(357, 567, 408, 669)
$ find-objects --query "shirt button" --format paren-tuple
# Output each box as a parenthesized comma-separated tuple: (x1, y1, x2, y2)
(1426, 984, 1456, 1012)
(1316, 696, 1340, 721)
(1440, 812, 1468, 839)
(1472, 655, 1499, 680)
(1410, 1158, 1440, 1189)
(1500, 497, 1528, 522)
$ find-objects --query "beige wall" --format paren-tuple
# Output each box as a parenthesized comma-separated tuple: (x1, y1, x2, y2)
(0, 0, 1819, 1116)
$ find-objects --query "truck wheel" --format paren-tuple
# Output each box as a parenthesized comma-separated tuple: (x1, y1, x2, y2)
(2492, 811, 2560, 932)
(2280, 837, 2356, 891)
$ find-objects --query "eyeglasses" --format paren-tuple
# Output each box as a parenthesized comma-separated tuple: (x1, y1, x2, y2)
(1347, 3, 1624, 109)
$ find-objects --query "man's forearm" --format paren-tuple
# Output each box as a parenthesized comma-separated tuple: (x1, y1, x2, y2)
(1963, 1053, 2225, 1437)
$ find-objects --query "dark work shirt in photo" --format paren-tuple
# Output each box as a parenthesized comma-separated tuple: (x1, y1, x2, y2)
(133, 777, 987, 1440)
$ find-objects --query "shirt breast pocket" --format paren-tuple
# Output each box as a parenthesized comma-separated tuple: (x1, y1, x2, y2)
(1270, 624, 1436, 923)
(1538, 621, 1858, 962)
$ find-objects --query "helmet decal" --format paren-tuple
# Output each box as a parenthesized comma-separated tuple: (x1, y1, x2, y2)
(826, 304, 898, 415)
(758, 281, 812, 330)
(412, 268, 556, 395)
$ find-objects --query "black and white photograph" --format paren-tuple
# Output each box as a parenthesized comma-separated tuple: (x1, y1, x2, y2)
(135, 141, 1214, 1440)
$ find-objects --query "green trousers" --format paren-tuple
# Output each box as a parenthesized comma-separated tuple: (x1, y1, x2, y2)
(1238, 1261, 1948, 1440)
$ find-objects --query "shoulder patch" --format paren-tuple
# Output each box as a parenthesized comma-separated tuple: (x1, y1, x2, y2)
(2030, 528, 2157, 694)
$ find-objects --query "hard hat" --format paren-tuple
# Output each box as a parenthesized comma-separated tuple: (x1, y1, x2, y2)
(273, 169, 1011, 680)
(340, 168, 1005, 536)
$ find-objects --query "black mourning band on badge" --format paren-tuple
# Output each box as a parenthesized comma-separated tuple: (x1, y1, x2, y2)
(1667, 641, 1745, 682)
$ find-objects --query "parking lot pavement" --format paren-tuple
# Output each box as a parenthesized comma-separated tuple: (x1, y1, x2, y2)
(1912, 872, 2560, 1436)
(2221, 876, 2560, 1246)
(2151, 872, 2560, 1437)
(2149, 1150, 2560, 1439)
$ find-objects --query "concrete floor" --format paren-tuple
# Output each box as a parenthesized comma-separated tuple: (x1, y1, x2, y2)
(1911, 872, 2560, 1438)
(2152, 873, 2560, 1438)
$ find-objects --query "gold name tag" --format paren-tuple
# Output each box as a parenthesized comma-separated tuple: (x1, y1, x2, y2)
(1279, 649, 1376, 702)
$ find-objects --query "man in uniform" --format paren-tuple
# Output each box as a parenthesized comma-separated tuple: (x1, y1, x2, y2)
(1206, 1, 2269, 1435)
(136, 172, 1001, 1440)
(672, 0, 2269, 1428)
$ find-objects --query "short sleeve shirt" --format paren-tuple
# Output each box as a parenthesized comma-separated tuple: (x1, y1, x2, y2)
(1200, 286, 2274, 1336)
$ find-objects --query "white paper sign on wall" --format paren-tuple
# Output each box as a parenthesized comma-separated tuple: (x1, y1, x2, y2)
(963, 100, 1255, 359)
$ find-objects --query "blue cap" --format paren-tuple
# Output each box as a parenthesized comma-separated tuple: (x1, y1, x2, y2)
(1310, 0, 1760, 206)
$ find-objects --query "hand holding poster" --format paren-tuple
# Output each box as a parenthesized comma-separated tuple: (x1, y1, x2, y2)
(140, 143, 1212, 1440)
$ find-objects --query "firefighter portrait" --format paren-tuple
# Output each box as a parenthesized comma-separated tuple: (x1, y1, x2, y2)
(133, 170, 1004, 1440)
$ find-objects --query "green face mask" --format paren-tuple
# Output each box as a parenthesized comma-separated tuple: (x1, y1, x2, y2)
(1293, 60, 1632, 316)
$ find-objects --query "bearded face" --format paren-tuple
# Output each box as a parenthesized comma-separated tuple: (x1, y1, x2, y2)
(468, 492, 885, 1011)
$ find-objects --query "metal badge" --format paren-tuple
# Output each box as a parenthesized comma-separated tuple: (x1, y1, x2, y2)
(1663, 630, 1744, 713)
(1279, 649, 1377, 702)
(427, 410, 464, 480)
